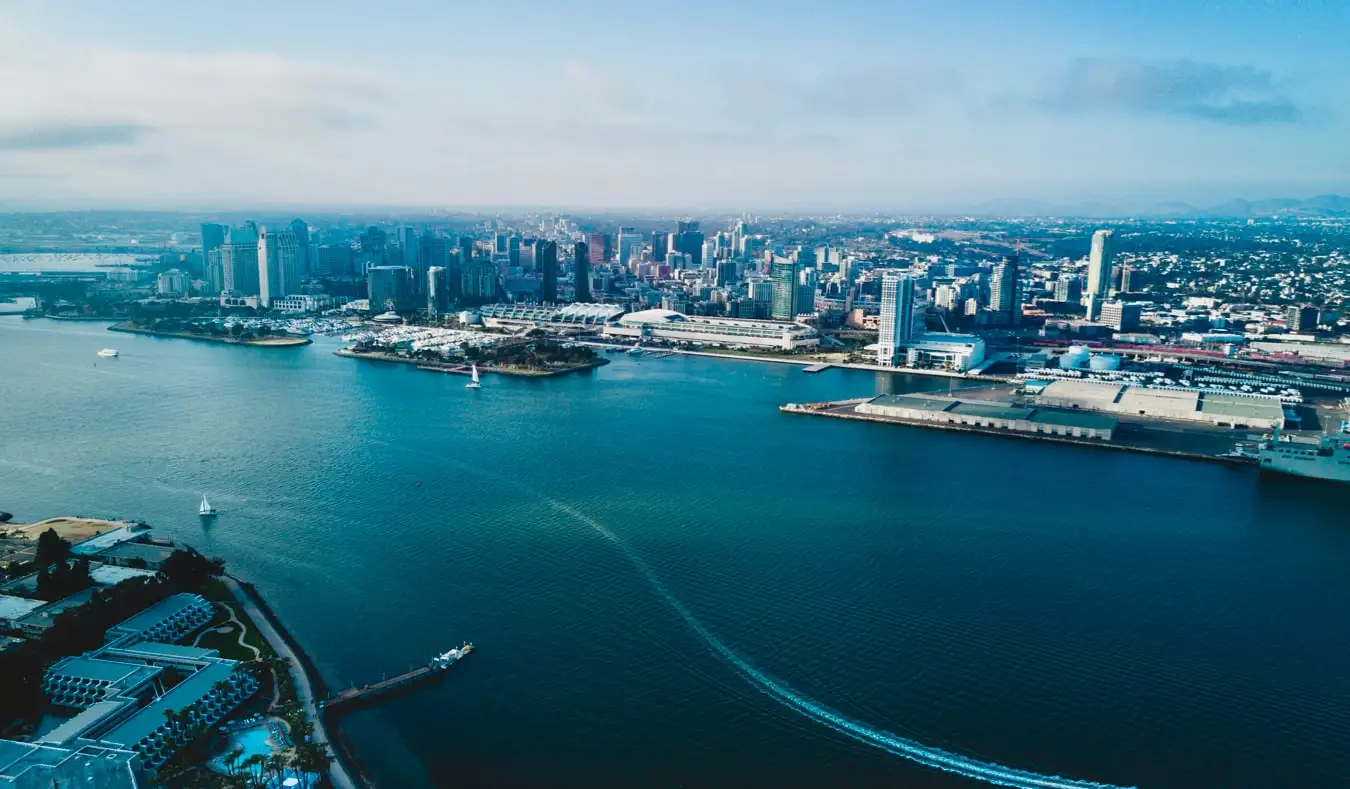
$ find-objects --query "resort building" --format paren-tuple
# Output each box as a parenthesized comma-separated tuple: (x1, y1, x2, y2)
(603, 309, 820, 351)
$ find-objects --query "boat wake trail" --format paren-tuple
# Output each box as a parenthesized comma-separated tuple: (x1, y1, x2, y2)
(522, 489, 1140, 789)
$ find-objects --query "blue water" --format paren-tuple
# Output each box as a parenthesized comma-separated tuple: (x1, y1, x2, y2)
(3, 318, 1349, 789)
(209, 726, 272, 773)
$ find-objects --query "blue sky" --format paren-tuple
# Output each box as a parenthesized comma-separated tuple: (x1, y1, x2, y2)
(1, 0, 1346, 210)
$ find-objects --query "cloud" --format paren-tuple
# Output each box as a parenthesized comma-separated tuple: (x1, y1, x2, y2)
(1042, 58, 1304, 124)
(727, 66, 957, 118)
(0, 122, 148, 150)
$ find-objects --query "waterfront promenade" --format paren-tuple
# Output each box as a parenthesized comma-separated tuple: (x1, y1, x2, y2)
(222, 576, 359, 789)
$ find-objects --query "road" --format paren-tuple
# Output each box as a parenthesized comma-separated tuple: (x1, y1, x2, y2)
(222, 575, 359, 789)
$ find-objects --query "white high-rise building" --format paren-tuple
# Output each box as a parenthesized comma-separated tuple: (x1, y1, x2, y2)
(877, 273, 917, 366)
(257, 227, 301, 309)
(1086, 229, 1114, 300)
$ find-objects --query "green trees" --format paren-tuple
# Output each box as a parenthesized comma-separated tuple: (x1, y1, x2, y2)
(35, 556, 93, 600)
(35, 527, 71, 565)
(229, 323, 245, 338)
(160, 549, 226, 593)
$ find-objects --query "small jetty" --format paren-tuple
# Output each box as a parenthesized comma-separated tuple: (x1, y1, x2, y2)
(802, 363, 831, 373)
(322, 643, 473, 711)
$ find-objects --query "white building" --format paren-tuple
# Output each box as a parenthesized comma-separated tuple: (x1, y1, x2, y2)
(1086, 229, 1114, 300)
(603, 309, 819, 351)
(257, 227, 301, 309)
(877, 273, 918, 366)
(269, 294, 345, 313)
(156, 270, 189, 298)
(904, 333, 986, 372)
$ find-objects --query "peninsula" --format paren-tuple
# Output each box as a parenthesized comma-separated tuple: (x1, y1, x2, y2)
(110, 320, 311, 347)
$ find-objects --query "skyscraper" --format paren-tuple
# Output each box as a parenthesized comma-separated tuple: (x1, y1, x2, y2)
(573, 241, 591, 303)
(368, 266, 413, 312)
(587, 233, 606, 267)
(1055, 275, 1082, 303)
(417, 233, 450, 299)
(769, 256, 799, 320)
(1087, 230, 1114, 300)
(796, 268, 818, 315)
(617, 227, 642, 267)
(990, 254, 1022, 324)
(398, 226, 419, 270)
(201, 223, 226, 265)
(650, 231, 669, 262)
(428, 266, 449, 317)
(673, 221, 704, 269)
(538, 240, 558, 303)
(1119, 265, 1134, 294)
(257, 227, 300, 308)
(220, 242, 259, 295)
(877, 274, 917, 367)
(288, 219, 310, 273)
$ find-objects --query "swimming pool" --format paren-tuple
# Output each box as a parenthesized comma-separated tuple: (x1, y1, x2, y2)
(208, 725, 274, 773)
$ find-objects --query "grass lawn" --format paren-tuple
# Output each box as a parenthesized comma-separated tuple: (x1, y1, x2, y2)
(196, 625, 257, 662)
(199, 579, 275, 659)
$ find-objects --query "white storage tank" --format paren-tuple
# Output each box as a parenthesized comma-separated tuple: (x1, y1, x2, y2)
(1089, 353, 1121, 371)
(1059, 345, 1092, 369)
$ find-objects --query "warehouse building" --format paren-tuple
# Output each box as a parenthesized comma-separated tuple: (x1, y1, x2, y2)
(856, 394, 1117, 440)
(1031, 379, 1285, 429)
(604, 308, 820, 351)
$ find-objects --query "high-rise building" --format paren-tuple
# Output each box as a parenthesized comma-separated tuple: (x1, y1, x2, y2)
(458, 236, 475, 266)
(587, 233, 606, 267)
(538, 240, 558, 302)
(1286, 304, 1320, 333)
(157, 270, 190, 297)
(428, 266, 449, 317)
(1119, 265, 1135, 294)
(416, 233, 450, 299)
(715, 260, 738, 287)
(877, 274, 917, 367)
(650, 231, 669, 262)
(673, 221, 704, 269)
(573, 242, 592, 303)
(617, 227, 642, 267)
(368, 266, 413, 312)
(769, 256, 799, 320)
(1100, 300, 1142, 332)
(201, 223, 226, 265)
(288, 219, 310, 273)
(316, 244, 354, 277)
(1086, 229, 1114, 300)
(796, 268, 818, 315)
(518, 239, 537, 271)
(398, 226, 419, 270)
(220, 242, 259, 295)
(1055, 275, 1082, 303)
(256, 227, 300, 308)
(461, 260, 498, 302)
(990, 254, 1022, 324)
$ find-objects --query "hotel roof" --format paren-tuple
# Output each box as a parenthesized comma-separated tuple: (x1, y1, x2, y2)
(0, 594, 45, 622)
(99, 660, 237, 748)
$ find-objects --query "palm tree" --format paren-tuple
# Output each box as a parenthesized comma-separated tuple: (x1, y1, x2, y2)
(222, 745, 246, 777)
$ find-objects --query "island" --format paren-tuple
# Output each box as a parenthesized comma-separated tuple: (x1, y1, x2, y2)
(338, 328, 608, 377)
(110, 319, 312, 347)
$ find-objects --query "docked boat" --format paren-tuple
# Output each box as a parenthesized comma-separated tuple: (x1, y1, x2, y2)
(1258, 426, 1350, 484)
(198, 495, 218, 517)
(431, 643, 475, 670)
(97, 348, 119, 358)
(465, 363, 482, 389)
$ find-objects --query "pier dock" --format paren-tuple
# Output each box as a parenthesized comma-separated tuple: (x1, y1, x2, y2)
(323, 644, 474, 711)
(802, 363, 832, 373)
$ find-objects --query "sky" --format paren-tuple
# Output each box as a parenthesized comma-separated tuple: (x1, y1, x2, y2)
(1, 0, 1348, 212)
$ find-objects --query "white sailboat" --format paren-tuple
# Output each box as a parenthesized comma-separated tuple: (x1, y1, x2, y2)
(465, 363, 482, 389)
(198, 495, 218, 518)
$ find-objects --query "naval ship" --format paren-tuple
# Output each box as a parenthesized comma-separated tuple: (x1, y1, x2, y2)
(1259, 423, 1350, 484)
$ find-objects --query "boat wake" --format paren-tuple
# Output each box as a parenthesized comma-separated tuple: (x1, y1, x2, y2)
(519, 490, 1140, 789)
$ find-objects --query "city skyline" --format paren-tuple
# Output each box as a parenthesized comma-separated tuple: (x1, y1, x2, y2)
(2, 1, 1348, 211)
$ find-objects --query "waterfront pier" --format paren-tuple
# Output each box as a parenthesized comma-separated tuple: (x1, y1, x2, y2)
(323, 644, 474, 711)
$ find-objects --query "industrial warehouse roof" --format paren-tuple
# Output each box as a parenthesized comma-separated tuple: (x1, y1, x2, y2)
(1027, 409, 1119, 430)
(1199, 392, 1287, 420)
(867, 394, 1117, 431)
(1036, 379, 1125, 405)
(0, 594, 44, 621)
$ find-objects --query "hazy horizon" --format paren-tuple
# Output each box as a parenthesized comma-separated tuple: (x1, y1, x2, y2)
(3, 0, 1348, 211)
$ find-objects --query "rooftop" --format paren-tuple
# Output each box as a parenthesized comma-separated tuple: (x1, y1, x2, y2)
(0, 594, 45, 622)
(104, 593, 206, 643)
(48, 656, 158, 685)
(71, 527, 144, 556)
(98, 660, 237, 748)
(89, 565, 157, 586)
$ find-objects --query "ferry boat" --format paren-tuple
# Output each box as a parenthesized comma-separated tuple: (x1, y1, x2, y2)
(1258, 426, 1350, 484)
(97, 348, 119, 358)
(198, 495, 218, 517)
(465, 364, 482, 389)
(430, 642, 474, 669)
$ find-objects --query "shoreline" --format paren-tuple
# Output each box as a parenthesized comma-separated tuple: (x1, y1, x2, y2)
(781, 402, 1259, 468)
(335, 347, 609, 377)
(224, 576, 370, 789)
(109, 322, 312, 347)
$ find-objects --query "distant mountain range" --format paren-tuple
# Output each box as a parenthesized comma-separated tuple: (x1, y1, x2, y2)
(965, 194, 1350, 219)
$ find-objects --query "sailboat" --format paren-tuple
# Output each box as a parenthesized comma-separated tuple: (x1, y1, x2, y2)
(465, 364, 482, 389)
(198, 495, 218, 518)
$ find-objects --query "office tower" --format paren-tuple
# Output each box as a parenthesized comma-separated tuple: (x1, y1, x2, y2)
(1086, 229, 1114, 300)
(715, 260, 737, 287)
(796, 268, 818, 315)
(602, 233, 614, 263)
(1055, 275, 1082, 303)
(990, 254, 1022, 324)
(316, 244, 354, 277)
(587, 232, 606, 267)
(674, 221, 704, 268)
(769, 256, 799, 320)
(518, 239, 537, 271)
(203, 248, 224, 295)
(539, 240, 558, 302)
(459, 236, 475, 265)
(461, 260, 498, 302)
(417, 233, 450, 298)
(1100, 301, 1142, 332)
(257, 227, 300, 309)
(1119, 265, 1134, 294)
(1286, 304, 1320, 333)
(493, 232, 509, 258)
(877, 274, 917, 367)
(507, 236, 521, 268)
(288, 219, 310, 273)
(793, 246, 817, 268)
(617, 227, 642, 267)
(428, 267, 449, 317)
(397, 226, 419, 270)
(201, 223, 226, 268)
(220, 242, 259, 295)
(650, 231, 669, 261)
(573, 241, 591, 303)
(702, 239, 718, 269)
(156, 270, 190, 298)
(367, 266, 413, 312)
